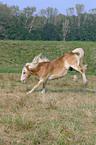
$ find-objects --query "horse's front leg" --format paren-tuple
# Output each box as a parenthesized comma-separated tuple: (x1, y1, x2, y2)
(27, 79, 44, 94)
(41, 76, 50, 93)
(41, 82, 46, 94)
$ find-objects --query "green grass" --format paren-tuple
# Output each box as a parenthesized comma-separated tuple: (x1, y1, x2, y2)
(0, 40, 96, 75)
(0, 40, 96, 144)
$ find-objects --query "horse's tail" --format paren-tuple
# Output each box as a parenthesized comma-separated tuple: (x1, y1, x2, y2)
(72, 48, 87, 69)
(72, 48, 84, 59)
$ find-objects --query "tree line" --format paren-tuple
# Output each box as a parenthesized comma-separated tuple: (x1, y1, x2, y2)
(0, 2, 96, 41)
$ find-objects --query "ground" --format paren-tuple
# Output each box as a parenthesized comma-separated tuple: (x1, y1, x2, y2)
(0, 40, 96, 144)
(0, 73, 96, 144)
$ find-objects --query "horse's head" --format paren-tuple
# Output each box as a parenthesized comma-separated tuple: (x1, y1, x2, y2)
(21, 64, 31, 83)
(21, 53, 49, 83)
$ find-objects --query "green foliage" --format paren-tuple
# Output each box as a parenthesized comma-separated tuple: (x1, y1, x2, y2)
(79, 14, 96, 41)
(28, 28, 41, 40)
(41, 23, 61, 41)
(0, 2, 96, 41)
(0, 3, 12, 39)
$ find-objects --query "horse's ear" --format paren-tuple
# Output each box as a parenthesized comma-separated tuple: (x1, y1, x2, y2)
(25, 65, 32, 74)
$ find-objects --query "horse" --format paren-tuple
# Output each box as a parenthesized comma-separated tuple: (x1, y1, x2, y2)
(21, 48, 87, 93)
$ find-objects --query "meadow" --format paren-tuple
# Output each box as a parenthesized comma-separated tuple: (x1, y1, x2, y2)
(0, 40, 96, 144)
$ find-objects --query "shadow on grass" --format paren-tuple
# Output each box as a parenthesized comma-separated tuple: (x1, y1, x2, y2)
(29, 88, 96, 94)
(49, 88, 96, 93)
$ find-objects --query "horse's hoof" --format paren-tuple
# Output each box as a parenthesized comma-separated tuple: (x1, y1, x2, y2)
(84, 81, 87, 86)
(27, 91, 32, 94)
(74, 75, 78, 82)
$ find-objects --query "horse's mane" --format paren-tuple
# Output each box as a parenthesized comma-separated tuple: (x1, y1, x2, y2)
(25, 53, 49, 69)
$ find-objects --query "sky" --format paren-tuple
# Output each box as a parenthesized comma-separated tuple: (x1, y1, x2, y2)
(1, 0, 96, 15)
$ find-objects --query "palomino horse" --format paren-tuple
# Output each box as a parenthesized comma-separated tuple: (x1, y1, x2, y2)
(21, 48, 87, 93)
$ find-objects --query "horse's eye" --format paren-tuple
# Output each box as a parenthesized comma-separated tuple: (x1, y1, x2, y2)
(23, 72, 26, 74)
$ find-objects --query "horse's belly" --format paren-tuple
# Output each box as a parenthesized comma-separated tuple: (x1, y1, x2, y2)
(49, 70, 68, 80)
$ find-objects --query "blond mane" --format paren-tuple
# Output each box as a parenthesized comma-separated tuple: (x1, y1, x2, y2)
(26, 53, 49, 69)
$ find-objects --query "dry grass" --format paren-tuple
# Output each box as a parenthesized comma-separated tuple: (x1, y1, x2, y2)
(0, 73, 96, 144)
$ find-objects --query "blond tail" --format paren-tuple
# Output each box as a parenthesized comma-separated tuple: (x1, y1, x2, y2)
(72, 48, 87, 69)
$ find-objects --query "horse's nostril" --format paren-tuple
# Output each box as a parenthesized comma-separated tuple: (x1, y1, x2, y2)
(21, 79, 25, 83)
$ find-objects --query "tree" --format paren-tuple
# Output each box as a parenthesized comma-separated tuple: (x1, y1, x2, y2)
(79, 14, 96, 41)
(0, 2, 96, 41)
(45, 7, 54, 23)
(62, 19, 69, 41)
(53, 8, 58, 25)
(28, 28, 41, 40)
(10, 5, 21, 16)
(75, 4, 85, 27)
(89, 8, 96, 14)
(66, 8, 74, 16)
(40, 9, 47, 26)
(0, 3, 12, 39)
(45, 7, 58, 25)
(41, 23, 61, 41)
(23, 6, 36, 33)
(8, 16, 28, 40)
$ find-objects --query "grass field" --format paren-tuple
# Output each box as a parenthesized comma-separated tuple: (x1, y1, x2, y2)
(0, 40, 96, 144)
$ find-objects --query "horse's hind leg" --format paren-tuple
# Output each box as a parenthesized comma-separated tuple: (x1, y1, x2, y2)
(74, 72, 79, 82)
(69, 67, 79, 82)
(71, 65, 87, 85)
(80, 68, 87, 85)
